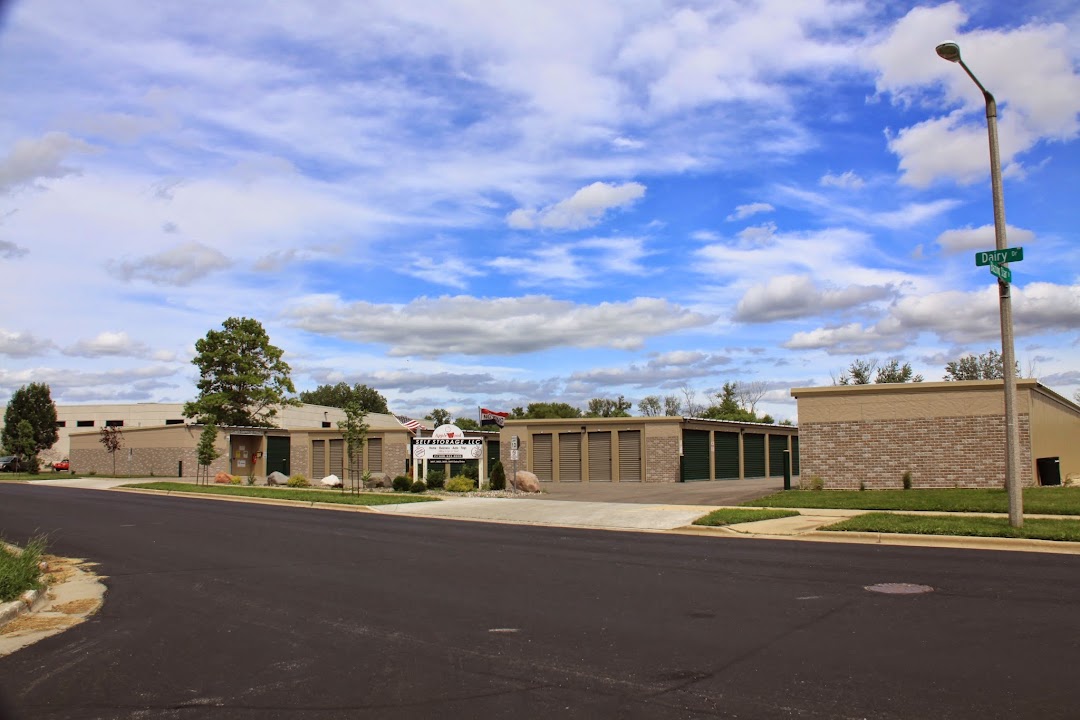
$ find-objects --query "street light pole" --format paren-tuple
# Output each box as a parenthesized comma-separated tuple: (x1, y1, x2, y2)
(936, 42, 1023, 528)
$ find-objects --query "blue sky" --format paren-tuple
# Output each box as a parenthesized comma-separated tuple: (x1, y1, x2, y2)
(1, 0, 1078, 422)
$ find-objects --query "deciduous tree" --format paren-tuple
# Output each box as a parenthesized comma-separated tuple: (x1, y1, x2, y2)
(183, 317, 299, 427)
(875, 359, 923, 383)
(299, 382, 389, 413)
(339, 403, 368, 491)
(2, 383, 59, 471)
(430, 408, 452, 427)
(943, 350, 1010, 381)
(586, 396, 632, 417)
(638, 396, 662, 416)
(99, 426, 123, 477)
(195, 423, 221, 485)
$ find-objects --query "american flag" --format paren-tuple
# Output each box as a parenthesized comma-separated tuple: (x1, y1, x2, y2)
(396, 415, 427, 433)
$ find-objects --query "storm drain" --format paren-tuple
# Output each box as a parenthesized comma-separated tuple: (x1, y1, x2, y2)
(864, 583, 934, 595)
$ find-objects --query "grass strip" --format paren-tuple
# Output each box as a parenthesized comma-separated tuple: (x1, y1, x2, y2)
(693, 508, 800, 527)
(0, 535, 47, 603)
(123, 482, 439, 506)
(745, 487, 1080, 515)
(822, 513, 1080, 542)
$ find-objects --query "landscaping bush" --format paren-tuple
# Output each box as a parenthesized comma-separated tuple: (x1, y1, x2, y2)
(490, 461, 506, 491)
(409, 480, 427, 493)
(287, 474, 310, 488)
(902, 470, 913, 490)
(230, 475, 243, 485)
(392, 475, 412, 492)
(445, 476, 474, 493)
(461, 462, 479, 481)
(426, 472, 445, 489)
(806, 476, 825, 491)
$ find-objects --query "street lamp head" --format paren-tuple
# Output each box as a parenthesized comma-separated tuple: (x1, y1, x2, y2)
(936, 42, 961, 62)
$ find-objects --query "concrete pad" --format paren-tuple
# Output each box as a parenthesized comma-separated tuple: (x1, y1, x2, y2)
(0, 556, 106, 657)
(374, 497, 712, 531)
(30, 477, 139, 490)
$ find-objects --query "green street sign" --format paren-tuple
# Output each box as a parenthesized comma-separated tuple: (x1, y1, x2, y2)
(989, 262, 1012, 283)
(975, 247, 1023, 266)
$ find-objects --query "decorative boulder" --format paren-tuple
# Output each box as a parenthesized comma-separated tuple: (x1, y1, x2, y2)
(214, 471, 232, 484)
(321, 474, 342, 487)
(512, 470, 541, 493)
(367, 473, 390, 488)
(266, 471, 288, 486)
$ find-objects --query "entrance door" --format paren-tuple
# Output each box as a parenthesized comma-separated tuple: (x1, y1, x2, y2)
(266, 436, 291, 477)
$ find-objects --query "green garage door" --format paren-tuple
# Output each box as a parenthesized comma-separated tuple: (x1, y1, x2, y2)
(487, 440, 500, 475)
(714, 432, 740, 480)
(266, 436, 290, 476)
(768, 435, 787, 478)
(743, 434, 766, 478)
(792, 436, 800, 476)
(681, 429, 710, 482)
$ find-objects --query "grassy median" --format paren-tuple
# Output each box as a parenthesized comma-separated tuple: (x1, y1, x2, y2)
(746, 487, 1080, 515)
(123, 482, 439, 506)
(693, 508, 800, 527)
(823, 513, 1080, 542)
(0, 536, 47, 603)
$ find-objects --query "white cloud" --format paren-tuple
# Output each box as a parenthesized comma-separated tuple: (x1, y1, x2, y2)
(869, 2, 1080, 187)
(283, 294, 714, 357)
(404, 256, 485, 289)
(0, 330, 56, 358)
(507, 181, 646, 231)
(735, 275, 893, 323)
(819, 171, 864, 189)
(114, 241, 231, 286)
(489, 236, 652, 286)
(785, 282, 1080, 353)
(935, 224, 1036, 255)
(63, 331, 151, 358)
(0, 132, 98, 195)
(726, 202, 774, 221)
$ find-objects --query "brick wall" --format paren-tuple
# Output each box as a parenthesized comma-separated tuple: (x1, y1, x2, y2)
(70, 446, 229, 478)
(384, 441, 408, 478)
(645, 436, 680, 483)
(800, 414, 1033, 489)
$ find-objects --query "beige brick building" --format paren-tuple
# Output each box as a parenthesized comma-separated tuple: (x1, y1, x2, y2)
(498, 416, 799, 484)
(791, 380, 1080, 489)
(61, 404, 413, 481)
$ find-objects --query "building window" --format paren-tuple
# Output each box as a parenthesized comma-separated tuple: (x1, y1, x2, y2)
(55, 420, 67, 428)
(165, 419, 184, 425)
(322, 421, 332, 428)
(76, 420, 94, 428)
(105, 420, 124, 427)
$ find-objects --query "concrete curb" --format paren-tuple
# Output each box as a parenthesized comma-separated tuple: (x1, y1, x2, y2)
(114, 486, 381, 512)
(0, 582, 48, 632)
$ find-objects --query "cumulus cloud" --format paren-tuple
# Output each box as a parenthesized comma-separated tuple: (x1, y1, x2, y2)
(283, 294, 714, 357)
(0, 330, 55, 358)
(819, 171, 864, 189)
(726, 202, 774, 221)
(565, 351, 733, 389)
(869, 3, 1080, 187)
(507, 181, 646, 231)
(63, 331, 151, 359)
(735, 275, 893, 323)
(0, 132, 98, 195)
(114, 241, 231, 286)
(0, 365, 180, 402)
(785, 282, 1080, 353)
(935, 224, 1036, 255)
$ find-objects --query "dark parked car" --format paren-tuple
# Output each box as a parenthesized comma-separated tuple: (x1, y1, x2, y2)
(0, 455, 21, 472)
(53, 459, 70, 472)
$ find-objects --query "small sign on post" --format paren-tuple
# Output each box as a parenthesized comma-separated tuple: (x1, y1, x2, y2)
(989, 262, 1012, 284)
(975, 247, 1023, 266)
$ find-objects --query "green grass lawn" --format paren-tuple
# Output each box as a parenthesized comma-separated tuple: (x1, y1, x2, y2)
(746, 487, 1080, 515)
(693, 508, 800, 527)
(823, 513, 1080, 542)
(0, 536, 47, 603)
(123, 482, 439, 506)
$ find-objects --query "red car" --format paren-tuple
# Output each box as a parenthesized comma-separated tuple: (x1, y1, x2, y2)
(53, 459, 70, 472)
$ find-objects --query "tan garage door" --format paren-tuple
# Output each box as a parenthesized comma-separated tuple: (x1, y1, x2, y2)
(311, 439, 326, 478)
(588, 431, 612, 482)
(619, 430, 641, 482)
(559, 432, 581, 482)
(368, 437, 382, 472)
(532, 434, 552, 481)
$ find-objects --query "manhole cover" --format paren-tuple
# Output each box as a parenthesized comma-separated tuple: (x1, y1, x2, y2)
(865, 583, 934, 595)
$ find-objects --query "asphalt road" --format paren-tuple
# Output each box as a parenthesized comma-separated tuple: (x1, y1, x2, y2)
(1, 484, 1079, 719)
